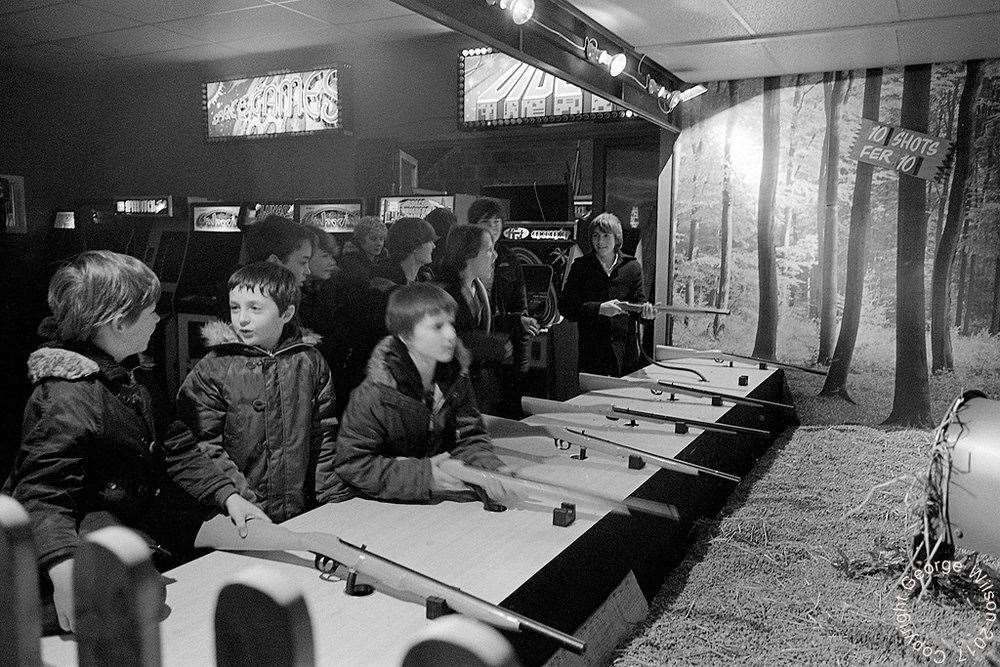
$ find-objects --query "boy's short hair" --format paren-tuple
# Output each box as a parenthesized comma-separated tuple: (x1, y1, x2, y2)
(590, 212, 624, 251)
(438, 225, 490, 284)
(228, 261, 301, 313)
(304, 225, 339, 256)
(244, 215, 313, 263)
(467, 198, 504, 226)
(352, 216, 387, 245)
(47, 250, 161, 343)
(386, 282, 457, 337)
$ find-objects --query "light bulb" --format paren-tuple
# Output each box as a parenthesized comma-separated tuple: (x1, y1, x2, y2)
(510, 0, 534, 24)
(597, 50, 626, 77)
(499, 0, 511, 8)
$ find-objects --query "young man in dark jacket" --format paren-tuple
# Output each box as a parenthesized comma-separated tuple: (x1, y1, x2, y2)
(317, 282, 514, 504)
(176, 262, 348, 521)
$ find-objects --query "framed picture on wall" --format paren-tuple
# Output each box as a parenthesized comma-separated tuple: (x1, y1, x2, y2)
(0, 175, 27, 234)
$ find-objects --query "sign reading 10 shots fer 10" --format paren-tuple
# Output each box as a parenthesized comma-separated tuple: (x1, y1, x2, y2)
(848, 118, 954, 181)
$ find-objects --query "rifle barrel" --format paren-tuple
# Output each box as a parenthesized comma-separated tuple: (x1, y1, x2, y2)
(610, 405, 771, 438)
(654, 380, 796, 412)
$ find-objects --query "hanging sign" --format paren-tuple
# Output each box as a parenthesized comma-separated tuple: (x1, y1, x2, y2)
(848, 118, 953, 181)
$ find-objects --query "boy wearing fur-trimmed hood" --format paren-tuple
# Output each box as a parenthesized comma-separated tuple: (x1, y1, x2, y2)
(176, 262, 348, 522)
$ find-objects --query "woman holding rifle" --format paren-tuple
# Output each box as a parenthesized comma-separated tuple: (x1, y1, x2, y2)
(561, 213, 656, 377)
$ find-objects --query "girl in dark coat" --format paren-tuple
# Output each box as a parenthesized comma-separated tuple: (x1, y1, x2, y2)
(6, 251, 267, 634)
(318, 282, 514, 504)
(561, 213, 656, 377)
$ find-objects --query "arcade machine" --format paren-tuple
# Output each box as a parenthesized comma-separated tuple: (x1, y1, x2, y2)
(295, 199, 363, 257)
(167, 202, 244, 394)
(378, 194, 479, 227)
(47, 210, 84, 268)
(482, 182, 580, 400)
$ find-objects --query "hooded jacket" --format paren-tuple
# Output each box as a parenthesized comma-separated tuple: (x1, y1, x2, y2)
(7, 340, 237, 570)
(176, 320, 340, 523)
(318, 335, 503, 503)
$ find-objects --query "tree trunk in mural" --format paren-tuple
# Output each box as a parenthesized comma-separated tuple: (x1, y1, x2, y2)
(817, 71, 848, 364)
(955, 223, 969, 327)
(992, 255, 1000, 335)
(821, 68, 883, 399)
(885, 63, 933, 428)
(810, 74, 833, 319)
(714, 81, 738, 338)
(961, 254, 977, 335)
(930, 60, 983, 372)
(753, 76, 781, 359)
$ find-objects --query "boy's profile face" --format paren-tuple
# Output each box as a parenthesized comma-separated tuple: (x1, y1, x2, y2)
(273, 240, 312, 286)
(402, 311, 457, 364)
(230, 286, 294, 350)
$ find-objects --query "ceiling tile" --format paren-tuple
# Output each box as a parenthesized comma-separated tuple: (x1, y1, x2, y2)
(220, 24, 357, 55)
(342, 14, 452, 42)
(161, 4, 319, 43)
(75, 0, 300, 25)
(55, 25, 209, 58)
(644, 39, 782, 83)
(897, 0, 1000, 20)
(724, 0, 898, 34)
(122, 42, 239, 65)
(897, 15, 1000, 66)
(283, 0, 411, 25)
(0, 0, 67, 16)
(0, 2, 140, 46)
(573, 0, 752, 46)
(757, 26, 900, 76)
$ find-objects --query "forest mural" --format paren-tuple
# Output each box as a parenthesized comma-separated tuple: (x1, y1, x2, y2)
(669, 59, 1000, 427)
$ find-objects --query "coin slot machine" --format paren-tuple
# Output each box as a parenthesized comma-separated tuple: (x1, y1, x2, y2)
(77, 200, 129, 254)
(168, 202, 244, 394)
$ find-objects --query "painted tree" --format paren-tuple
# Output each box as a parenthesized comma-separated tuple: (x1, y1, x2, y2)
(810, 74, 833, 318)
(930, 60, 983, 372)
(821, 68, 883, 400)
(714, 80, 738, 338)
(753, 76, 781, 358)
(884, 63, 933, 428)
(817, 71, 849, 364)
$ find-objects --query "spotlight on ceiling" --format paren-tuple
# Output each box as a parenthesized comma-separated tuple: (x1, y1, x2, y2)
(585, 38, 626, 77)
(509, 0, 534, 24)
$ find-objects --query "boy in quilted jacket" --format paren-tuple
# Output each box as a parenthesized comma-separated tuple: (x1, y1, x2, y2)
(176, 262, 349, 522)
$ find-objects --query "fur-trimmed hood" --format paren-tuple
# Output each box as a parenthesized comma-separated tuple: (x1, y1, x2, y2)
(200, 320, 321, 353)
(365, 335, 470, 400)
(27, 347, 100, 384)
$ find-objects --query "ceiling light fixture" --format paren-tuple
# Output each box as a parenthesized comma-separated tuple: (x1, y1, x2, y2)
(585, 38, 626, 77)
(509, 0, 534, 24)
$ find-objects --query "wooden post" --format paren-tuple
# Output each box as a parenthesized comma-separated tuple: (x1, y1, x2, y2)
(0, 495, 41, 667)
(215, 566, 314, 667)
(74, 526, 163, 667)
(401, 616, 520, 667)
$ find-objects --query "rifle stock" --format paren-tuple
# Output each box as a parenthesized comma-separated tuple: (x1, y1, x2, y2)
(194, 517, 586, 654)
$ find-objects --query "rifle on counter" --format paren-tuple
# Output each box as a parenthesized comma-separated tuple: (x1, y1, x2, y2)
(619, 302, 732, 317)
(578, 373, 797, 413)
(521, 396, 770, 439)
(437, 458, 680, 521)
(483, 414, 740, 483)
(194, 516, 586, 655)
(654, 344, 827, 376)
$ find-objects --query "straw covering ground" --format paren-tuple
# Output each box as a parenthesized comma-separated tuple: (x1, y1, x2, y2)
(615, 349, 1000, 665)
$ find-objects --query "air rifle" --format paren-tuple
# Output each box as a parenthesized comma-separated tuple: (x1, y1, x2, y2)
(483, 414, 740, 483)
(522, 396, 770, 439)
(655, 344, 827, 376)
(194, 516, 586, 655)
(437, 458, 680, 521)
(578, 373, 796, 413)
(619, 302, 731, 317)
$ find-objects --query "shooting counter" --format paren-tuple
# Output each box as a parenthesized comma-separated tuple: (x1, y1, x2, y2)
(39, 350, 795, 666)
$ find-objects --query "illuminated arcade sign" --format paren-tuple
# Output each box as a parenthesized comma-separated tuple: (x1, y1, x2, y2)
(502, 224, 575, 242)
(54, 211, 75, 229)
(379, 196, 452, 225)
(192, 205, 241, 233)
(459, 48, 627, 129)
(115, 197, 172, 216)
(848, 118, 954, 181)
(298, 202, 362, 233)
(205, 68, 341, 140)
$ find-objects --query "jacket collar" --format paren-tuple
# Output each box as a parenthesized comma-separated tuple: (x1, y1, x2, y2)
(27, 341, 131, 388)
(365, 335, 470, 401)
(200, 320, 321, 356)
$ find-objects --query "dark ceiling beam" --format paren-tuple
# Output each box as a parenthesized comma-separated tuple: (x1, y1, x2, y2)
(392, 0, 684, 133)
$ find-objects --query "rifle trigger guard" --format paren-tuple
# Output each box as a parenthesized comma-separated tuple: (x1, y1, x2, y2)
(650, 388, 663, 396)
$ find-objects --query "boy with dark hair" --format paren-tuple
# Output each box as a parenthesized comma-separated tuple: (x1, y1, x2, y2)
(243, 215, 314, 286)
(317, 282, 514, 504)
(177, 262, 347, 521)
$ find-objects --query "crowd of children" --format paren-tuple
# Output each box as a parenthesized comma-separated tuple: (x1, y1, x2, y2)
(5, 197, 651, 634)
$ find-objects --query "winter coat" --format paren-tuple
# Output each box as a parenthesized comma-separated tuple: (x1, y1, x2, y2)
(318, 335, 503, 503)
(176, 321, 342, 522)
(560, 252, 647, 376)
(338, 250, 379, 286)
(7, 342, 237, 570)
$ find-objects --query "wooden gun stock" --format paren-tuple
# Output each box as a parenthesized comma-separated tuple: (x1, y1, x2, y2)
(194, 517, 586, 655)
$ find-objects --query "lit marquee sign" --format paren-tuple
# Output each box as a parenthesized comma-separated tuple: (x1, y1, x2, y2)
(192, 205, 241, 233)
(205, 68, 341, 140)
(298, 202, 362, 233)
(114, 197, 172, 216)
(503, 225, 574, 242)
(460, 48, 626, 129)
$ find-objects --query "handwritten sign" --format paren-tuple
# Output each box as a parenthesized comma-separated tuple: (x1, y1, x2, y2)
(848, 118, 953, 181)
